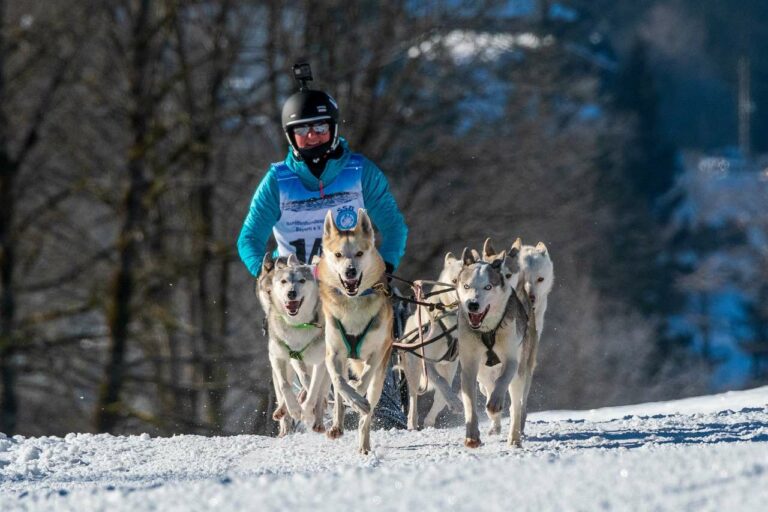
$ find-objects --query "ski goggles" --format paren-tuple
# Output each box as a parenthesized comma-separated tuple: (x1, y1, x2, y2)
(292, 122, 330, 136)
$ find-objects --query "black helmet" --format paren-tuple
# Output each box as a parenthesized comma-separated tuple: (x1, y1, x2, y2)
(281, 89, 340, 161)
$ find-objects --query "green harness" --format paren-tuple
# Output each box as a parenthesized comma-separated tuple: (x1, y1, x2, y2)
(334, 316, 376, 359)
(278, 316, 321, 362)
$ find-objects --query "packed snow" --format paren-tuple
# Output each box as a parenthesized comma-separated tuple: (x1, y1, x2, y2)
(1, 386, 767, 511)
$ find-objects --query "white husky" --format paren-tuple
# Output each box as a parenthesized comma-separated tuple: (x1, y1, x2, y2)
(456, 248, 530, 448)
(518, 242, 554, 340)
(265, 254, 329, 436)
(400, 252, 463, 430)
(516, 241, 554, 427)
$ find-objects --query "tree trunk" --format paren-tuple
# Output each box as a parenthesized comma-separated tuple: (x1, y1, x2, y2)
(94, 0, 153, 433)
(0, 0, 18, 435)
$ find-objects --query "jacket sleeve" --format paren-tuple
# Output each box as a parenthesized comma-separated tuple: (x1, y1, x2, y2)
(237, 168, 281, 277)
(361, 158, 408, 270)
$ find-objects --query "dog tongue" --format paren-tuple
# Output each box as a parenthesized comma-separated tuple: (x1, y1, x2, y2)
(286, 300, 301, 314)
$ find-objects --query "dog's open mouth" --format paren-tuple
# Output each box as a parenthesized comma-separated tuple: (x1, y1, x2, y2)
(339, 272, 363, 296)
(284, 298, 304, 316)
(467, 305, 490, 329)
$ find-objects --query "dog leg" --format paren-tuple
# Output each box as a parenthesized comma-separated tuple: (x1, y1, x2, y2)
(327, 386, 344, 439)
(358, 346, 391, 454)
(521, 367, 534, 434)
(508, 372, 526, 447)
(428, 362, 462, 414)
(290, 359, 310, 403)
(311, 370, 330, 433)
(401, 352, 422, 430)
(272, 357, 302, 421)
(423, 388, 445, 428)
(301, 362, 329, 428)
(459, 353, 481, 448)
(326, 349, 371, 416)
(486, 358, 518, 415)
(477, 372, 501, 435)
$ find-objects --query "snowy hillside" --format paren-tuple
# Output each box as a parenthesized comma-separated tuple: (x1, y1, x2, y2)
(2, 386, 767, 511)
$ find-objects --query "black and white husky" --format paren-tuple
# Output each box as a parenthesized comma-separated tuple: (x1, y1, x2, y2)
(456, 248, 531, 448)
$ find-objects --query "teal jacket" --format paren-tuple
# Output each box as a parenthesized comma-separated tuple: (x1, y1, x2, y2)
(237, 139, 408, 277)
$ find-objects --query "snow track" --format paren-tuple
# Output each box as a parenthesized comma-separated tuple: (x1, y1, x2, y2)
(1, 387, 767, 511)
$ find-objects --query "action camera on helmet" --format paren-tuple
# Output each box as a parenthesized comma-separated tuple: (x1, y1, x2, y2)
(281, 63, 340, 161)
(292, 62, 313, 91)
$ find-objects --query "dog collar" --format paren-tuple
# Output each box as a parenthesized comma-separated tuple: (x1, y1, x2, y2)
(280, 312, 321, 330)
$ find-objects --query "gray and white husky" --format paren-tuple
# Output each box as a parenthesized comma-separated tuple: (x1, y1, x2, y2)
(400, 252, 463, 430)
(481, 238, 554, 433)
(264, 254, 329, 436)
(456, 248, 531, 448)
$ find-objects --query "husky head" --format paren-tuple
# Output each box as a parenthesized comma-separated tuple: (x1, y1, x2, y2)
(269, 254, 319, 320)
(257, 253, 284, 313)
(518, 241, 554, 309)
(482, 237, 522, 289)
(456, 247, 512, 330)
(321, 208, 384, 297)
(436, 252, 464, 306)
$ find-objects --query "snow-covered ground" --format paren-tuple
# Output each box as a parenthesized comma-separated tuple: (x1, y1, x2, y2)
(2, 387, 767, 511)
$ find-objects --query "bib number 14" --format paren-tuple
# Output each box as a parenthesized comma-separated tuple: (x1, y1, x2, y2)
(288, 238, 322, 263)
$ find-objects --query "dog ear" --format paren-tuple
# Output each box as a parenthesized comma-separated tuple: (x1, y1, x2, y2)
(471, 248, 481, 261)
(323, 210, 339, 238)
(483, 237, 496, 258)
(275, 257, 288, 270)
(536, 241, 549, 254)
(510, 237, 522, 255)
(445, 252, 457, 264)
(287, 253, 300, 267)
(490, 250, 506, 271)
(261, 252, 275, 274)
(355, 208, 373, 238)
(461, 247, 475, 266)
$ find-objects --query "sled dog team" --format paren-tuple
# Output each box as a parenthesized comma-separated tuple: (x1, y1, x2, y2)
(259, 208, 554, 454)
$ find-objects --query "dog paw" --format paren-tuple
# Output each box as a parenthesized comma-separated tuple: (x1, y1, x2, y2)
(312, 422, 326, 434)
(272, 406, 286, 421)
(300, 406, 315, 425)
(464, 437, 482, 448)
(286, 405, 303, 421)
(359, 447, 371, 455)
(447, 397, 463, 413)
(508, 437, 523, 448)
(488, 424, 501, 435)
(327, 426, 344, 439)
(486, 393, 505, 414)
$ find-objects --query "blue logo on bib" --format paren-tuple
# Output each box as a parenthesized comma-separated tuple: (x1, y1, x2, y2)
(336, 206, 357, 230)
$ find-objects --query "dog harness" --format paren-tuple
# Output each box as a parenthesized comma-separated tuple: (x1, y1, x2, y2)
(277, 337, 318, 362)
(272, 155, 366, 264)
(277, 315, 322, 361)
(480, 330, 502, 367)
(334, 317, 376, 360)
